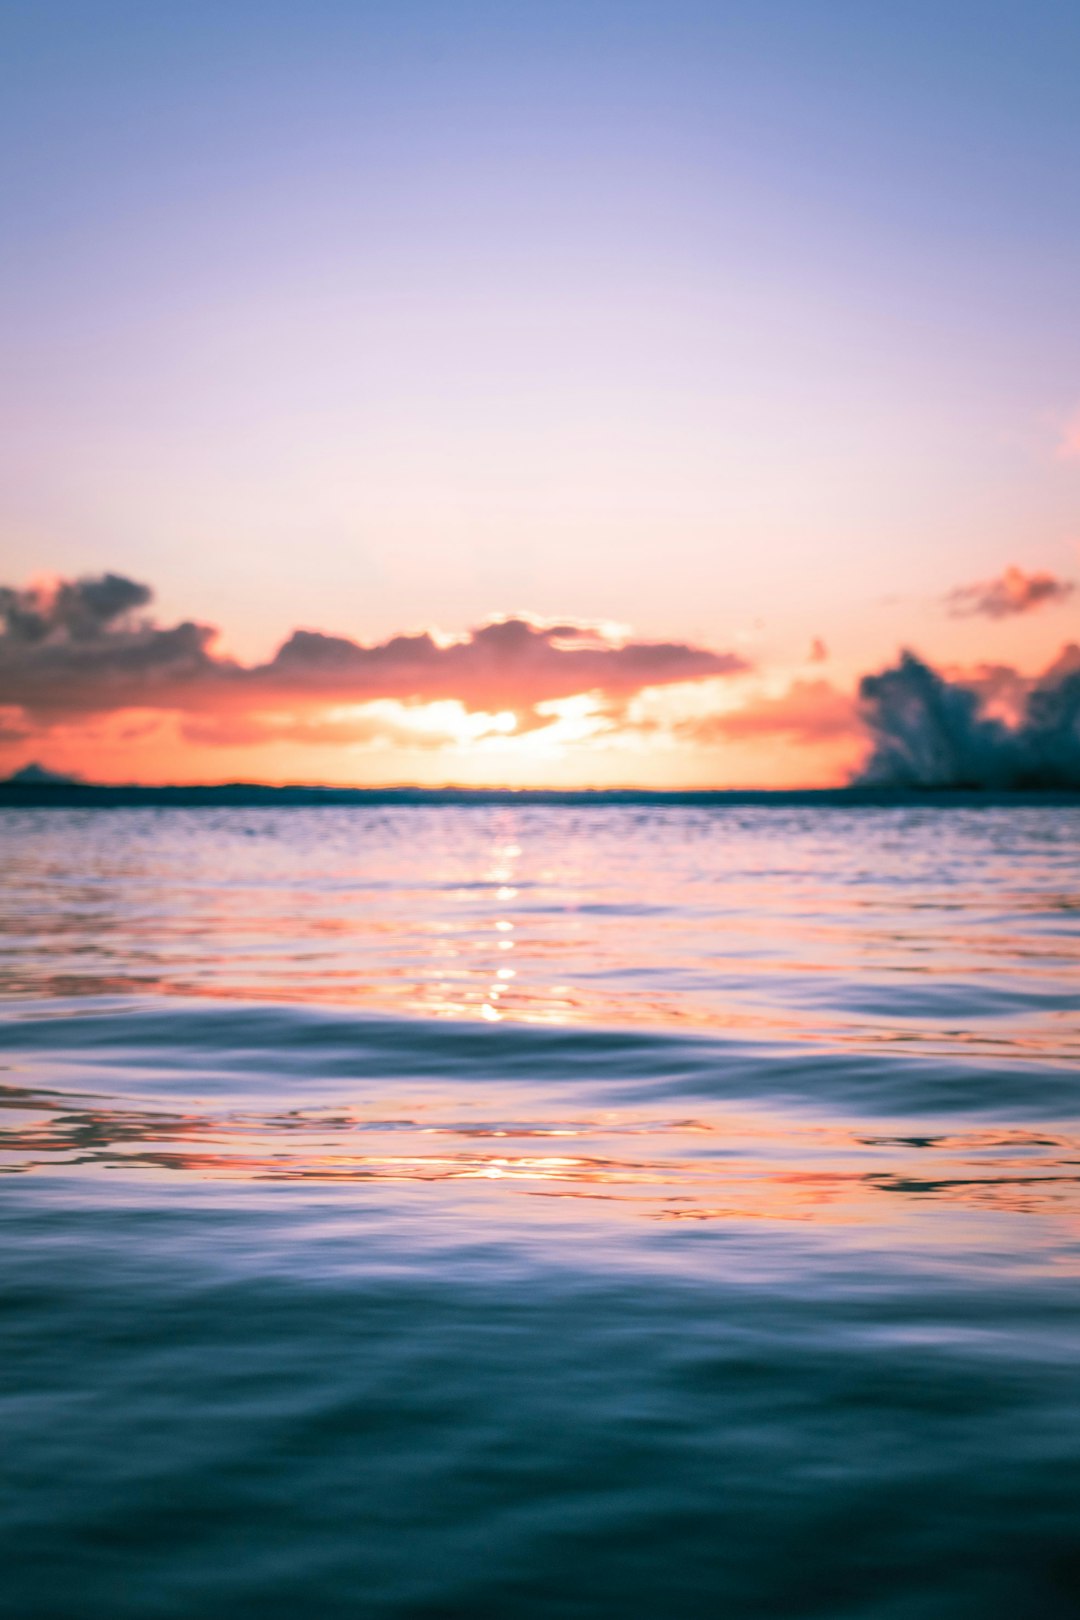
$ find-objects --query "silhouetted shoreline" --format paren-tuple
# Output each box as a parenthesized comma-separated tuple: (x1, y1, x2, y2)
(3, 780, 1079, 809)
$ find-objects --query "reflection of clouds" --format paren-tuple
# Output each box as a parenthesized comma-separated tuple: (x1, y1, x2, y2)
(5, 1080, 1080, 1236)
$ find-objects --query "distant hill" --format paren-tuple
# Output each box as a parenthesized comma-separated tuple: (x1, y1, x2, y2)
(4, 763, 82, 786)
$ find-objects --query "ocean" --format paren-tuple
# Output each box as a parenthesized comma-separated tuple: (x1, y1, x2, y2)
(2, 803, 1078, 1618)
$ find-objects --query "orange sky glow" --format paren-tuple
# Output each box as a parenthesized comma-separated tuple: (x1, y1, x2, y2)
(0, 567, 1076, 787)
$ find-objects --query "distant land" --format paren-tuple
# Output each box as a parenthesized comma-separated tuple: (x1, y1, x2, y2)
(2, 766, 1078, 809)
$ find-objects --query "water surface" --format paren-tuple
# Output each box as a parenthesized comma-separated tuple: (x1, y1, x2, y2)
(2, 806, 1078, 1617)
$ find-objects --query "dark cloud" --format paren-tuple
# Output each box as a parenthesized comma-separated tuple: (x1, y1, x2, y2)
(945, 566, 1074, 620)
(0, 571, 748, 727)
(0, 573, 153, 644)
(857, 649, 1080, 788)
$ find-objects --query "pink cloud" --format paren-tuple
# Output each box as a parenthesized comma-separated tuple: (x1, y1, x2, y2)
(945, 565, 1074, 620)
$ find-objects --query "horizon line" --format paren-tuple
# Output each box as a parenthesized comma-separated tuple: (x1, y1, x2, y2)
(4, 778, 1079, 807)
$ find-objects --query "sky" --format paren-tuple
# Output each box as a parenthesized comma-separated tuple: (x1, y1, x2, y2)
(1, 0, 1078, 786)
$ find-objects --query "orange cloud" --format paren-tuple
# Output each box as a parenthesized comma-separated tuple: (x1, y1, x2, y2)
(677, 680, 858, 746)
(945, 565, 1074, 619)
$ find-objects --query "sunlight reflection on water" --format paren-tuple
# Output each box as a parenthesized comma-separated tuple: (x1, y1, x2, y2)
(1, 805, 1076, 1059)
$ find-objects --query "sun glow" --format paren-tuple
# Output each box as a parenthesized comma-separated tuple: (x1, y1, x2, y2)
(324, 699, 519, 745)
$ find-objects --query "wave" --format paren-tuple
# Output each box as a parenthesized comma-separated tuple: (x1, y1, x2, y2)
(858, 649, 1080, 788)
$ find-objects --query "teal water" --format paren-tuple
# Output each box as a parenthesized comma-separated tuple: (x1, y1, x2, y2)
(2, 806, 1078, 1617)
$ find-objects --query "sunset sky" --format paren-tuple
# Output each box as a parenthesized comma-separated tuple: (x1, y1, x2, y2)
(2, 0, 1078, 785)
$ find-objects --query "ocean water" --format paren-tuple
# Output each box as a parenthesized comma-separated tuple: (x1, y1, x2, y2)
(1, 804, 1078, 1619)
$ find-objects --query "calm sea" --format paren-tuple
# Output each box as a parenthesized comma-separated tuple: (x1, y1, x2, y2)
(2, 805, 1078, 1618)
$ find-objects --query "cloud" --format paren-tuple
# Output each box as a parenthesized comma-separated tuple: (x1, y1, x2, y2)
(0, 574, 223, 719)
(677, 681, 857, 746)
(9, 569, 1077, 789)
(0, 572, 153, 644)
(0, 571, 749, 732)
(857, 648, 1080, 788)
(179, 712, 453, 751)
(263, 614, 746, 712)
(945, 565, 1074, 619)
(0, 709, 34, 743)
